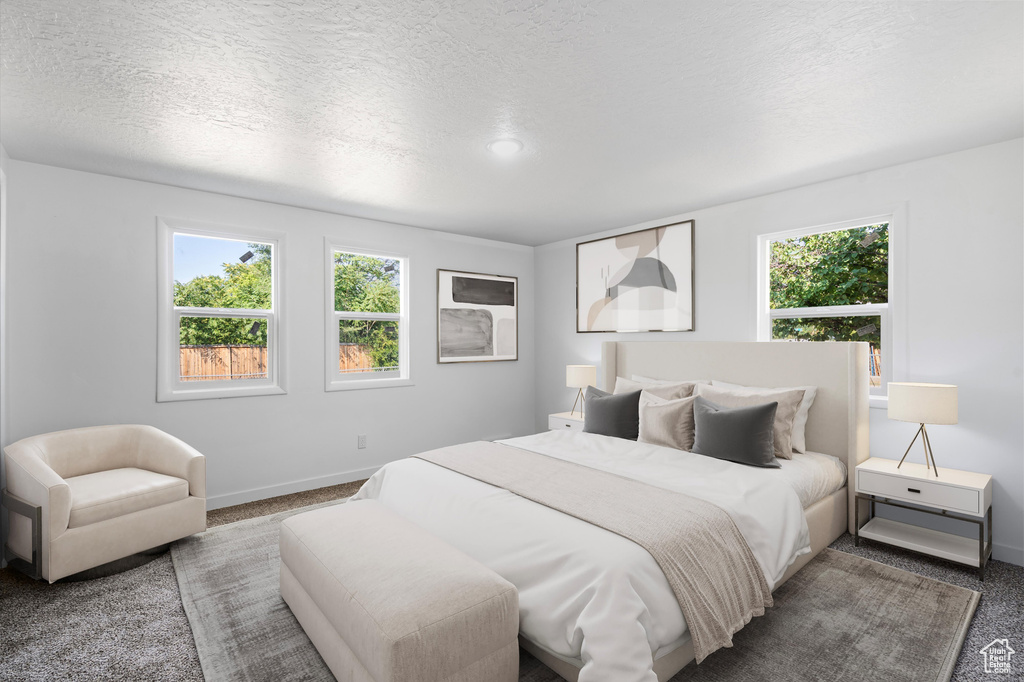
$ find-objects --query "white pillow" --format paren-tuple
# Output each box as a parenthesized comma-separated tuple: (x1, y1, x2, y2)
(638, 391, 697, 452)
(614, 376, 697, 401)
(712, 380, 817, 453)
(632, 374, 711, 386)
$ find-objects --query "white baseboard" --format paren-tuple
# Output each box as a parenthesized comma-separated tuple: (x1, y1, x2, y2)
(206, 465, 380, 510)
(993, 542, 1023, 567)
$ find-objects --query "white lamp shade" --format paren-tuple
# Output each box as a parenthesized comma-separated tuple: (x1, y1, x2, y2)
(566, 364, 597, 389)
(888, 382, 958, 425)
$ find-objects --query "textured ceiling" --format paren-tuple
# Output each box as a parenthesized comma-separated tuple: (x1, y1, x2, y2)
(1, 1, 1021, 245)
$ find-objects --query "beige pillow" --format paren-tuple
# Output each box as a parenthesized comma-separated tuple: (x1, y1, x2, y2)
(614, 376, 697, 401)
(712, 380, 817, 453)
(638, 392, 697, 452)
(694, 384, 806, 459)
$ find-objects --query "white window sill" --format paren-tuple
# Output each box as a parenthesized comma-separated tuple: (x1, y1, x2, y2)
(326, 377, 414, 392)
(869, 394, 889, 410)
(157, 384, 286, 402)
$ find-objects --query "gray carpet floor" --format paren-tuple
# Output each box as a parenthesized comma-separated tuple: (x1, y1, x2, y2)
(174, 499, 980, 682)
(2, 497, 1021, 681)
(0, 552, 203, 681)
(205, 481, 366, 528)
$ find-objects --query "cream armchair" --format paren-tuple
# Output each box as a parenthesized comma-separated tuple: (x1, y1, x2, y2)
(3, 424, 206, 583)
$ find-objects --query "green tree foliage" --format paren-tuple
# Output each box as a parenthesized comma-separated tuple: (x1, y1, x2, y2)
(770, 224, 888, 344)
(174, 244, 272, 346)
(335, 253, 401, 370)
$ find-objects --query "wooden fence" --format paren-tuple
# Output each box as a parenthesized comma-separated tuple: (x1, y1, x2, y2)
(339, 344, 373, 373)
(179, 344, 373, 380)
(179, 345, 268, 381)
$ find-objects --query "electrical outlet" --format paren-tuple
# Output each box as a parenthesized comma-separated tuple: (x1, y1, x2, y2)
(357, 434, 367, 449)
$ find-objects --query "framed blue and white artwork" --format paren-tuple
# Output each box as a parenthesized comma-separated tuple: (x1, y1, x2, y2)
(576, 220, 694, 333)
(437, 269, 518, 363)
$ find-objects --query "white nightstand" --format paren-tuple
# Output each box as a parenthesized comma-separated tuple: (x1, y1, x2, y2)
(855, 457, 993, 579)
(548, 412, 585, 432)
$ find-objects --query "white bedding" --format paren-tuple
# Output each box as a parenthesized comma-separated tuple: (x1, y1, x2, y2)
(776, 450, 848, 508)
(352, 430, 813, 682)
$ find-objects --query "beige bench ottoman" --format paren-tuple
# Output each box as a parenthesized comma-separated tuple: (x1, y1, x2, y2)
(280, 499, 520, 682)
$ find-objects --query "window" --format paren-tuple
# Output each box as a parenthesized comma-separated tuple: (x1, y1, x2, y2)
(157, 218, 285, 401)
(758, 216, 896, 398)
(325, 243, 409, 390)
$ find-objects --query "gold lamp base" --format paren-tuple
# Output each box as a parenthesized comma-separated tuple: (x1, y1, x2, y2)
(570, 388, 585, 417)
(896, 423, 940, 477)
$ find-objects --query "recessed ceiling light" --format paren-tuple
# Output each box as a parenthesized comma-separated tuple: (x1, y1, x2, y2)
(487, 139, 523, 156)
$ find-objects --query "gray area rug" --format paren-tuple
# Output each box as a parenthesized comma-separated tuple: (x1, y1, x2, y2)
(171, 501, 342, 681)
(829, 534, 1024, 682)
(668, 549, 978, 682)
(172, 500, 982, 682)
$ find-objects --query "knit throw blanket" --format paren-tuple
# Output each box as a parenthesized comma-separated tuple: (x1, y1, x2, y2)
(414, 441, 772, 663)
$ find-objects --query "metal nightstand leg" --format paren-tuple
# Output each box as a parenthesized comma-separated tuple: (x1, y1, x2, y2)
(979, 505, 992, 581)
(979, 513, 985, 580)
(854, 495, 860, 547)
(854, 494, 870, 547)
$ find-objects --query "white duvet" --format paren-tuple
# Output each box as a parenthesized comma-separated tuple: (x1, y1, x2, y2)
(352, 430, 813, 682)
(775, 449, 848, 508)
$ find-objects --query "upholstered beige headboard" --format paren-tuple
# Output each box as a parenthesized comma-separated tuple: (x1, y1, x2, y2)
(601, 341, 870, 533)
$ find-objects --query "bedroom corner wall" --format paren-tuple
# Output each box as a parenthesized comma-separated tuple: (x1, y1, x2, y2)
(4, 161, 535, 508)
(533, 138, 1024, 566)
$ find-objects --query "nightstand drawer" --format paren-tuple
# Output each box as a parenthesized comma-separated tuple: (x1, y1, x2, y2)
(857, 470, 981, 515)
(548, 414, 584, 431)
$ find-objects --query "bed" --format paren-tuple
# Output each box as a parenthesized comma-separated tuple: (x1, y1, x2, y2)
(353, 341, 869, 681)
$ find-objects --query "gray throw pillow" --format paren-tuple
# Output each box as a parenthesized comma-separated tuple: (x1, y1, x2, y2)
(691, 396, 781, 468)
(709, 380, 817, 453)
(694, 384, 805, 459)
(583, 386, 641, 440)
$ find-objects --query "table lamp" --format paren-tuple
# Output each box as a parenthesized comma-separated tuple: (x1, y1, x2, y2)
(566, 365, 597, 416)
(888, 382, 958, 477)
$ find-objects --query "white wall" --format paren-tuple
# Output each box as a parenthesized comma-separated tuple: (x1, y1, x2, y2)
(534, 139, 1024, 565)
(1, 144, 9, 567)
(5, 161, 535, 508)
(5, 140, 1022, 567)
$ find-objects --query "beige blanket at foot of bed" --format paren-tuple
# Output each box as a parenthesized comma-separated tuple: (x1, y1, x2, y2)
(414, 440, 772, 663)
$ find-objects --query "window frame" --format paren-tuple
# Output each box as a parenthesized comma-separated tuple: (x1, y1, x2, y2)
(756, 209, 905, 408)
(324, 240, 411, 391)
(156, 217, 286, 402)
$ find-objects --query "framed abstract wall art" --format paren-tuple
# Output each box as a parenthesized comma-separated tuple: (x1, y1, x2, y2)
(437, 269, 518, 363)
(576, 220, 694, 333)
